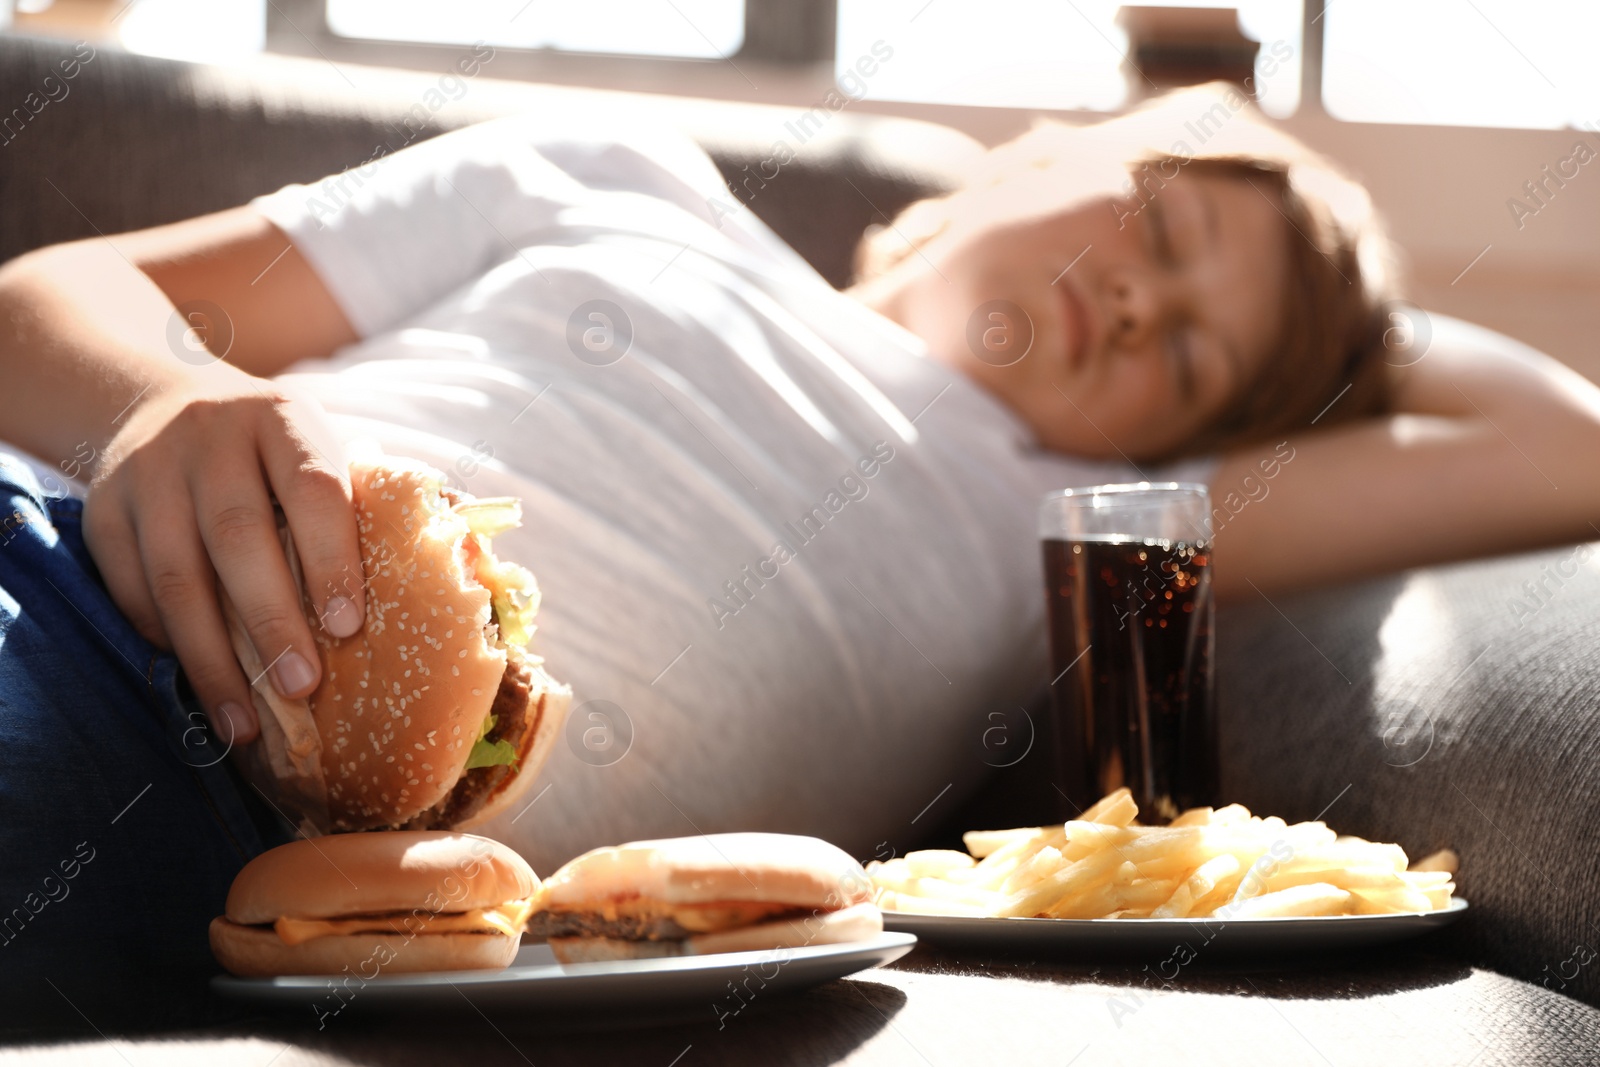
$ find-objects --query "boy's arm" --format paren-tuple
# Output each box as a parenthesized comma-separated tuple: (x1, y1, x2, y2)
(113, 205, 360, 379)
(0, 213, 368, 746)
(1208, 318, 1600, 599)
(0, 206, 355, 481)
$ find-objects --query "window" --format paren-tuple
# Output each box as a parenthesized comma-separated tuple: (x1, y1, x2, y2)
(116, 0, 265, 62)
(102, 0, 1600, 133)
(325, 0, 744, 58)
(1321, 0, 1600, 130)
(835, 0, 1303, 117)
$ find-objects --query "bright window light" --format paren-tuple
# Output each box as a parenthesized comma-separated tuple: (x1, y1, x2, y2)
(119, 0, 264, 62)
(1322, 0, 1600, 129)
(327, 0, 744, 59)
(836, 0, 1303, 117)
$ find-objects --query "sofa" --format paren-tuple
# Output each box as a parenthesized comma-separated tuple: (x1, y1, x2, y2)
(4, 32, 1600, 1065)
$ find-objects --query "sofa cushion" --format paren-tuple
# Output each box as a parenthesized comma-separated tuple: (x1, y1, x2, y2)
(1216, 539, 1600, 1008)
(0, 35, 983, 287)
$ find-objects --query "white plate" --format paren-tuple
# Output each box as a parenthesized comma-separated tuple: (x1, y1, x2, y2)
(882, 898, 1468, 956)
(211, 932, 917, 1015)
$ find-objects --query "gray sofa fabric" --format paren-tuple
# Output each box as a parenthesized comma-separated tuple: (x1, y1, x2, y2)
(5, 30, 1600, 1062)
(10, 946, 1600, 1066)
(1217, 544, 1600, 1009)
(0, 34, 981, 287)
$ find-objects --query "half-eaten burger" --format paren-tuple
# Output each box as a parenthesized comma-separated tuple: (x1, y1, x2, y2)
(222, 455, 571, 833)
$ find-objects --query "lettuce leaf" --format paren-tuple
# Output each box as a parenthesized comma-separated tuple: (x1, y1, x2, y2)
(491, 585, 535, 648)
(464, 713, 519, 770)
(466, 737, 519, 770)
(452, 496, 522, 538)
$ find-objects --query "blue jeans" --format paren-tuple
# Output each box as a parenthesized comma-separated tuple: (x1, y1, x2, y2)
(0, 452, 293, 1030)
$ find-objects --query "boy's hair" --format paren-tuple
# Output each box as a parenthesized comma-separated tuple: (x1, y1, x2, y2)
(852, 83, 1406, 461)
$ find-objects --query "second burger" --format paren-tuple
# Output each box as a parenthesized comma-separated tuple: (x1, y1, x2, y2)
(525, 833, 883, 962)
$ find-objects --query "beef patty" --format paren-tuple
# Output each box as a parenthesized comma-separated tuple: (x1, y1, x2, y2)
(523, 907, 810, 944)
(401, 642, 543, 829)
(524, 911, 693, 943)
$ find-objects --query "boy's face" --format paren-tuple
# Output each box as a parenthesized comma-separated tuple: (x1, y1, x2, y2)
(904, 164, 1292, 461)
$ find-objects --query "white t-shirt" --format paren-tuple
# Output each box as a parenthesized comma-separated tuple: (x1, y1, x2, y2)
(250, 115, 1218, 870)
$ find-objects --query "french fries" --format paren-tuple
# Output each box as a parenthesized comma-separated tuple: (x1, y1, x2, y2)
(865, 788, 1460, 920)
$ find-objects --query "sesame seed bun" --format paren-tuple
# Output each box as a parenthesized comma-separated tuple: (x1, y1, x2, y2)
(318, 457, 511, 829)
(223, 455, 571, 832)
(211, 831, 537, 978)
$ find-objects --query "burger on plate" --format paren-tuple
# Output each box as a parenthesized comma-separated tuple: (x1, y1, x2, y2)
(209, 831, 537, 977)
(525, 833, 883, 962)
(222, 454, 571, 833)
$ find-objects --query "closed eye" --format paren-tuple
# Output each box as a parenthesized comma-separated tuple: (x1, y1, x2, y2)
(1148, 198, 1177, 265)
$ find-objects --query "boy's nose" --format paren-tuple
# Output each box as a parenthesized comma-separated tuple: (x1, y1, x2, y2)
(1103, 269, 1162, 349)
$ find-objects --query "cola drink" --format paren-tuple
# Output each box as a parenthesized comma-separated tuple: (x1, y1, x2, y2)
(1041, 517, 1216, 824)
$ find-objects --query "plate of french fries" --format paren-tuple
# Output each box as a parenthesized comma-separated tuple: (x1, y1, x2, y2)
(866, 789, 1465, 954)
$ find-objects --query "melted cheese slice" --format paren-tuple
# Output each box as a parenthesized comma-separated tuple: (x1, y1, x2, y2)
(273, 897, 535, 946)
(667, 902, 796, 933)
(575, 898, 797, 933)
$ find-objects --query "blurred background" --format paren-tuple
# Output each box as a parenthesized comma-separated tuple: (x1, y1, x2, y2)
(4, 0, 1596, 381)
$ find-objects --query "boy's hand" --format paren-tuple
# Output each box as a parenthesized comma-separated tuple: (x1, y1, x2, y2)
(82, 372, 366, 746)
